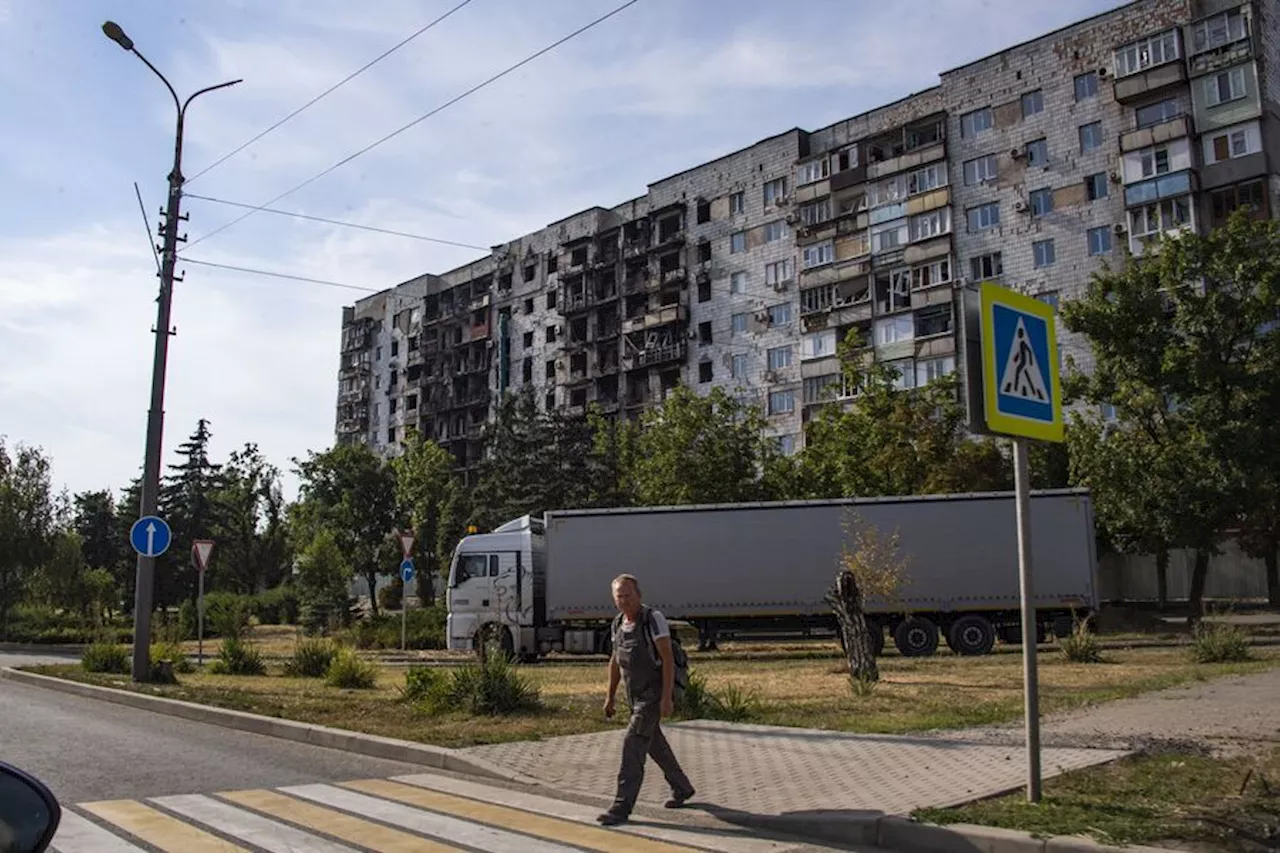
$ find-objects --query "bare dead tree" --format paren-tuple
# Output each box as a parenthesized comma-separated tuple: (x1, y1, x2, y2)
(826, 510, 911, 684)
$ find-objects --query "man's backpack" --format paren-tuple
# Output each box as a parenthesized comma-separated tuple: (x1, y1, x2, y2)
(612, 605, 690, 704)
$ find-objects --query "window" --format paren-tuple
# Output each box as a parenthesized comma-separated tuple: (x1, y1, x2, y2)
(1079, 121, 1104, 153)
(390, 340, 399, 357)
(389, 369, 398, 387)
(697, 240, 712, 263)
(1124, 170, 1192, 206)
(885, 358, 916, 390)
(875, 314, 914, 346)
(546, 324, 558, 343)
(731, 353, 747, 379)
(1088, 226, 1113, 256)
(767, 346, 793, 370)
(967, 203, 1000, 231)
(1135, 98, 1181, 129)
(730, 231, 747, 254)
(730, 271, 747, 294)
(523, 331, 534, 348)
(775, 434, 798, 456)
(1114, 29, 1180, 77)
(802, 241, 835, 269)
(1085, 172, 1109, 201)
(909, 163, 947, 195)
(545, 390, 556, 410)
(545, 359, 556, 379)
(1190, 9, 1247, 55)
(801, 284, 833, 315)
(1025, 138, 1049, 167)
(803, 374, 841, 403)
(763, 220, 788, 243)
(1129, 197, 1191, 238)
(732, 313, 749, 335)
(547, 290, 557, 309)
(911, 258, 951, 290)
(389, 397, 398, 415)
(963, 154, 998, 185)
(1205, 67, 1246, 107)
(971, 252, 1003, 280)
(800, 198, 831, 225)
(796, 159, 830, 185)
(1029, 188, 1053, 217)
(768, 390, 795, 414)
(871, 220, 909, 253)
(961, 107, 994, 138)
(406, 394, 418, 410)
(546, 254, 558, 274)
(765, 259, 793, 287)
(697, 280, 711, 302)
(1210, 180, 1266, 226)
(699, 361, 713, 383)
(1021, 90, 1044, 117)
(915, 304, 952, 338)
(763, 177, 787, 206)
(1037, 292, 1060, 311)
(523, 298, 534, 314)
(802, 330, 836, 360)
(1100, 402, 1118, 422)
(768, 303, 792, 327)
(698, 321, 712, 345)
(1075, 71, 1099, 101)
(522, 357, 533, 383)
(1033, 239, 1056, 268)
(387, 426, 396, 443)
(729, 191, 745, 215)
(1205, 123, 1261, 164)
(916, 356, 955, 386)
(1140, 146, 1171, 177)
(910, 208, 951, 241)
(696, 200, 711, 224)
(375, 346, 382, 361)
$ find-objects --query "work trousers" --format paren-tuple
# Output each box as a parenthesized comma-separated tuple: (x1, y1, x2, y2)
(610, 699, 693, 815)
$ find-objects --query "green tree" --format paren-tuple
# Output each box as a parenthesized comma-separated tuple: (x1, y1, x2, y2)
(159, 419, 227, 607)
(293, 443, 398, 616)
(0, 439, 56, 629)
(72, 489, 125, 615)
(1061, 210, 1280, 618)
(393, 430, 459, 602)
(585, 407, 638, 507)
(624, 385, 779, 505)
(294, 527, 352, 633)
(211, 443, 289, 594)
(32, 530, 89, 616)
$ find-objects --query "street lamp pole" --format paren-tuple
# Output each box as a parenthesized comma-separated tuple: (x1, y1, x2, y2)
(102, 21, 241, 681)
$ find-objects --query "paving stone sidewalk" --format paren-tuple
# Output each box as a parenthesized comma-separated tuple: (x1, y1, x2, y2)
(460, 719, 1128, 817)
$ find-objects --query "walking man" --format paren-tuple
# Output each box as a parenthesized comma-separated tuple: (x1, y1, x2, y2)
(598, 573, 695, 826)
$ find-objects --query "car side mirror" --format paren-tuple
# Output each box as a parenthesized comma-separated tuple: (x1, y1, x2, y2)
(0, 763, 61, 853)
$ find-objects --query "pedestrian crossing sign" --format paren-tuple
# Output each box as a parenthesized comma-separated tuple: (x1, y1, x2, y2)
(979, 280, 1063, 442)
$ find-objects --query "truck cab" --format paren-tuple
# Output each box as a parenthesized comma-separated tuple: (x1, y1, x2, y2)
(445, 515, 545, 658)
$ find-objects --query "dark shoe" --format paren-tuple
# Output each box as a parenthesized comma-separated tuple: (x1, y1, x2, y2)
(597, 810, 628, 826)
(664, 788, 695, 808)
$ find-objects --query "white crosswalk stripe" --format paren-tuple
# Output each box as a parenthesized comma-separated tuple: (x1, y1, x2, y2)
(149, 794, 359, 853)
(49, 810, 146, 853)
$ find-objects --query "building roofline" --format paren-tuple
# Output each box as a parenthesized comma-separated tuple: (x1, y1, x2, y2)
(646, 127, 806, 188)
(940, 0, 1139, 77)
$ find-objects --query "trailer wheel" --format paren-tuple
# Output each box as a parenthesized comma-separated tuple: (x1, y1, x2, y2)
(893, 617, 939, 657)
(946, 615, 996, 656)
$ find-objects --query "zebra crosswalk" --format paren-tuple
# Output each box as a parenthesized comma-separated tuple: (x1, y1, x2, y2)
(50, 771, 825, 853)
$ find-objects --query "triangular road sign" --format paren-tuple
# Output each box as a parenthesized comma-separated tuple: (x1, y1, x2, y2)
(998, 317, 1049, 403)
(397, 530, 415, 558)
(192, 539, 215, 573)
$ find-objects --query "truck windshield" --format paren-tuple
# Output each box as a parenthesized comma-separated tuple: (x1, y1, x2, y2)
(452, 554, 488, 586)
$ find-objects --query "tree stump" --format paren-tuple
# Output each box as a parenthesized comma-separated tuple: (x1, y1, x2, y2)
(826, 570, 879, 683)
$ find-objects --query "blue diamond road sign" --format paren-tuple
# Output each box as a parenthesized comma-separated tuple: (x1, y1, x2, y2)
(400, 558, 415, 584)
(129, 515, 172, 558)
(979, 281, 1063, 442)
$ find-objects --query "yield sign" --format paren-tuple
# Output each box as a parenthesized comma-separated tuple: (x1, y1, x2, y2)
(397, 530, 415, 559)
(192, 539, 215, 573)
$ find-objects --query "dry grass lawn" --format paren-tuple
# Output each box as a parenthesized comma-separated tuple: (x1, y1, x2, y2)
(31, 644, 1280, 749)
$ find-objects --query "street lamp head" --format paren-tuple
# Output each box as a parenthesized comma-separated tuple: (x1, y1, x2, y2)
(102, 21, 134, 51)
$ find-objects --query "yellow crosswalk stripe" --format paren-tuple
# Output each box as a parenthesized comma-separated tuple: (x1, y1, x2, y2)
(343, 778, 700, 853)
(78, 800, 249, 852)
(217, 788, 463, 852)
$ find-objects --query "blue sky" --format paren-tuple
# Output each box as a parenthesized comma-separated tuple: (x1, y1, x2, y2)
(0, 0, 1129, 501)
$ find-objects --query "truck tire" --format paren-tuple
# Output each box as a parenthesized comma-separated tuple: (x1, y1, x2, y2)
(893, 617, 939, 657)
(946, 615, 996, 656)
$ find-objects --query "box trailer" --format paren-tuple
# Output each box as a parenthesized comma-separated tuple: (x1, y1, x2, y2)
(445, 488, 1098, 659)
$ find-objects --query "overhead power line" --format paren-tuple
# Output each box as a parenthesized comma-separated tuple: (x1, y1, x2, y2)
(187, 0, 479, 184)
(133, 182, 162, 275)
(183, 193, 489, 250)
(183, 0, 643, 252)
(181, 257, 379, 293)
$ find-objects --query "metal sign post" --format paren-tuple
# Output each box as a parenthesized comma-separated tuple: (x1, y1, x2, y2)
(192, 540, 215, 667)
(972, 280, 1064, 804)
(396, 530, 416, 653)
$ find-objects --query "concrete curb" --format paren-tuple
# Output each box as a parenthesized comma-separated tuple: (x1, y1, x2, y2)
(0, 667, 540, 787)
(0, 643, 86, 654)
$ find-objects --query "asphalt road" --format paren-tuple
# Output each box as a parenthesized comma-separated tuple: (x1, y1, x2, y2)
(0, 661, 423, 804)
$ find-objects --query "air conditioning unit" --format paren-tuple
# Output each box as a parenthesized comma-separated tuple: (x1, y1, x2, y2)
(785, 212, 801, 225)
(1109, 171, 1122, 183)
(754, 310, 769, 322)
(773, 279, 789, 292)
(1014, 200, 1028, 212)
(764, 370, 779, 383)
(1114, 222, 1127, 235)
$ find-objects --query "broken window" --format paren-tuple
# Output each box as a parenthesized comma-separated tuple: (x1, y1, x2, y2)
(696, 200, 711, 223)
(875, 269, 912, 314)
(796, 158, 830, 185)
(699, 321, 712, 345)
(523, 331, 534, 348)
(546, 290, 557, 309)
(763, 177, 787, 206)
(547, 254, 558, 274)
(570, 247, 588, 267)
(915, 304, 953, 338)
(522, 357, 532, 383)
(698, 280, 711, 303)
(523, 265, 536, 283)
(545, 359, 556, 380)
(390, 340, 399, 357)
(657, 214, 683, 242)
(699, 361, 713, 383)
(697, 240, 712, 263)
(498, 272, 513, 291)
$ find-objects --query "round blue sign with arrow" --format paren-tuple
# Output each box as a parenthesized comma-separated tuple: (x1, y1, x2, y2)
(400, 558, 415, 584)
(129, 515, 172, 558)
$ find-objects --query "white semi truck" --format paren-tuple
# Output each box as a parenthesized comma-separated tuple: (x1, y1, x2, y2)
(445, 488, 1099, 660)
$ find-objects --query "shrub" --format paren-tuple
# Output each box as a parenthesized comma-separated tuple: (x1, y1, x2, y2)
(208, 637, 266, 675)
(1190, 621, 1251, 664)
(675, 669, 711, 718)
(400, 665, 443, 702)
(150, 640, 193, 674)
(418, 655, 541, 716)
(283, 638, 336, 678)
(202, 592, 253, 639)
(81, 641, 129, 674)
(1060, 614, 1103, 664)
(178, 599, 198, 640)
(707, 684, 761, 722)
(849, 673, 878, 698)
(253, 586, 299, 625)
(347, 608, 446, 651)
(325, 648, 379, 689)
(377, 580, 403, 612)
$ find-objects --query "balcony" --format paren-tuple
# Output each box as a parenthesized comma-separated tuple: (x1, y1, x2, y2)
(1120, 114, 1192, 152)
(337, 416, 368, 434)
(624, 341, 687, 370)
(1114, 61, 1186, 104)
(622, 303, 686, 334)
(659, 266, 687, 286)
(866, 140, 946, 182)
(1124, 169, 1195, 208)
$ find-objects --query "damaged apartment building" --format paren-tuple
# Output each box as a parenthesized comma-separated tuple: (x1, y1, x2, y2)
(337, 0, 1280, 475)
